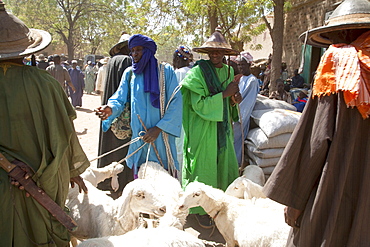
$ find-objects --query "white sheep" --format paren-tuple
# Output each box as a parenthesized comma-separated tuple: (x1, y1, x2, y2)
(67, 178, 167, 241)
(138, 161, 187, 227)
(81, 162, 124, 191)
(242, 165, 265, 186)
(179, 181, 289, 247)
(76, 226, 205, 247)
(225, 176, 266, 199)
(76, 210, 205, 247)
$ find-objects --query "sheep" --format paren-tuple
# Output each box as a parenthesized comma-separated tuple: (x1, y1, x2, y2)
(76, 210, 205, 247)
(81, 162, 124, 191)
(76, 226, 206, 247)
(179, 181, 290, 247)
(242, 165, 265, 186)
(225, 176, 266, 199)
(66, 178, 167, 241)
(138, 161, 187, 227)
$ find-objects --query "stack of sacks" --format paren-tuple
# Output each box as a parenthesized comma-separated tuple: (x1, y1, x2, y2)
(245, 96, 301, 179)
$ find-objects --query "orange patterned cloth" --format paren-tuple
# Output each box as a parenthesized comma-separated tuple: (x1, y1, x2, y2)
(312, 31, 370, 119)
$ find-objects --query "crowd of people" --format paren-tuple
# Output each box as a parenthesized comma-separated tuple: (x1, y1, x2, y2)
(1, 0, 369, 246)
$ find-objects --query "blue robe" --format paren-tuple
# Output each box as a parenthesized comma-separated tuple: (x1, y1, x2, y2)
(68, 67, 85, 107)
(233, 74, 260, 165)
(102, 63, 182, 173)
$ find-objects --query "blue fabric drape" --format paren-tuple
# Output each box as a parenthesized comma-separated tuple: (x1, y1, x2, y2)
(129, 34, 160, 108)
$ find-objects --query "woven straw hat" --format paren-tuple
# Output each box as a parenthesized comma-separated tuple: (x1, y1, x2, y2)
(109, 32, 131, 57)
(0, 1, 51, 61)
(193, 28, 239, 56)
(300, 0, 370, 47)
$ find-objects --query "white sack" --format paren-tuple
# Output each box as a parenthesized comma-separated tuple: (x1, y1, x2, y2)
(246, 128, 292, 149)
(247, 153, 280, 168)
(253, 94, 297, 111)
(261, 166, 276, 175)
(245, 141, 284, 159)
(251, 109, 301, 137)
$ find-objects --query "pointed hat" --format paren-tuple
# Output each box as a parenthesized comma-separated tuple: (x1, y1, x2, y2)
(193, 28, 239, 55)
(300, 0, 370, 47)
(109, 32, 131, 57)
(0, 1, 51, 60)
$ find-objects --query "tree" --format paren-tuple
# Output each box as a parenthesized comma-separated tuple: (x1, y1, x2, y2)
(7, 0, 136, 60)
(268, 0, 285, 92)
(179, 0, 267, 52)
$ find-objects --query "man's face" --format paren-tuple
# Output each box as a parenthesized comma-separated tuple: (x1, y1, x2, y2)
(237, 59, 251, 76)
(131, 46, 144, 63)
(72, 63, 77, 69)
(208, 50, 225, 68)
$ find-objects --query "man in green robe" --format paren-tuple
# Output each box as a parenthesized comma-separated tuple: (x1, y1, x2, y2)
(0, 3, 89, 246)
(181, 29, 241, 223)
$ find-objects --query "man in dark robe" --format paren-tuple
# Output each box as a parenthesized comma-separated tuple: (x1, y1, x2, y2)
(97, 32, 132, 197)
(263, 0, 370, 246)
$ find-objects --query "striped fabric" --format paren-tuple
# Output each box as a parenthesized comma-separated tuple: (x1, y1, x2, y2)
(312, 30, 370, 119)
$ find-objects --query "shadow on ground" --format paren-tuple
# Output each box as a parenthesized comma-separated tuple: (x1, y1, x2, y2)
(76, 107, 94, 113)
(184, 214, 226, 247)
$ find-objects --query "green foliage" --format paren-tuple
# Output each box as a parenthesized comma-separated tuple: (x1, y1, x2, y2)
(5, 0, 290, 60)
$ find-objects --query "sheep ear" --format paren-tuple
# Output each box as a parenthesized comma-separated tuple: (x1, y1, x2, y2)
(242, 180, 252, 199)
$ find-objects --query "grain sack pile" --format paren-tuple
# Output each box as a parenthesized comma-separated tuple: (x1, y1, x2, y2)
(245, 95, 301, 180)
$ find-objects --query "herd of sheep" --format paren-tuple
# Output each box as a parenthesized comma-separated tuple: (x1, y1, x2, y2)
(66, 162, 290, 247)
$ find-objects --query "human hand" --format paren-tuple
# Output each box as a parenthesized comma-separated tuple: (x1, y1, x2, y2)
(70, 176, 88, 194)
(10, 160, 34, 197)
(71, 86, 76, 93)
(230, 92, 243, 106)
(223, 80, 239, 98)
(94, 105, 112, 120)
(142, 126, 161, 143)
(284, 206, 302, 228)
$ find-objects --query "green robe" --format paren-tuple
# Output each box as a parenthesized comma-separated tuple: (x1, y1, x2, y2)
(0, 62, 90, 247)
(181, 62, 239, 215)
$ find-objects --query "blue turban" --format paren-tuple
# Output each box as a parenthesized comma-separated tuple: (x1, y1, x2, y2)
(129, 34, 160, 108)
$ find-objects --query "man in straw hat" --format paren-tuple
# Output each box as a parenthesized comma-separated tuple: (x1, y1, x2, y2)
(96, 32, 133, 196)
(180, 28, 242, 227)
(263, 0, 370, 245)
(0, 1, 89, 246)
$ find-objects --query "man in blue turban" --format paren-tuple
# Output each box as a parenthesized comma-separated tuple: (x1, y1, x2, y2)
(96, 34, 182, 179)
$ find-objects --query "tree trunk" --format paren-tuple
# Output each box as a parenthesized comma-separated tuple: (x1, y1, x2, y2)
(269, 0, 285, 93)
(209, 6, 218, 34)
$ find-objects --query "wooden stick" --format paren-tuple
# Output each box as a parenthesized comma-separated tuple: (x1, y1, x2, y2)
(136, 114, 165, 168)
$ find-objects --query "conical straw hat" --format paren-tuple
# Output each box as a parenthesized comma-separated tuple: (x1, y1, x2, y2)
(109, 32, 131, 57)
(300, 0, 370, 47)
(0, 1, 51, 60)
(193, 29, 239, 55)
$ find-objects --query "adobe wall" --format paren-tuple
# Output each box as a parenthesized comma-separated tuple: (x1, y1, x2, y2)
(283, 0, 339, 76)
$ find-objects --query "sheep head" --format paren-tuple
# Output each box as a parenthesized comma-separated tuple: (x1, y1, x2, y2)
(225, 177, 250, 199)
(117, 179, 167, 220)
(178, 181, 209, 210)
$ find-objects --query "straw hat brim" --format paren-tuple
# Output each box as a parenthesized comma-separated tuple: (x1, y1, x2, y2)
(0, 28, 51, 61)
(109, 40, 129, 57)
(193, 47, 239, 56)
(299, 14, 370, 47)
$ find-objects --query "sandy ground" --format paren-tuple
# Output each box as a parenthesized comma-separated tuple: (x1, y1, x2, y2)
(73, 93, 226, 246)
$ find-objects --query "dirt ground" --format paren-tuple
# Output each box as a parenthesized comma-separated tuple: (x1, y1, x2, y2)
(73, 93, 226, 246)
